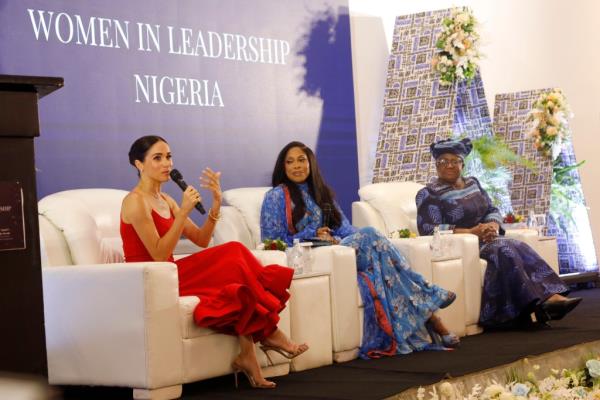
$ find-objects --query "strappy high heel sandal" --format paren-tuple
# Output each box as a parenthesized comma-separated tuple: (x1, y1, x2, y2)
(231, 361, 276, 389)
(259, 343, 309, 366)
(425, 319, 460, 349)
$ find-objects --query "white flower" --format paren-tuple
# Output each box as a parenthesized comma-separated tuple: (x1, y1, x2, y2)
(586, 359, 600, 378)
(417, 387, 426, 400)
(455, 12, 469, 25)
(439, 382, 455, 399)
(484, 383, 506, 398)
(429, 386, 440, 400)
(433, 8, 480, 84)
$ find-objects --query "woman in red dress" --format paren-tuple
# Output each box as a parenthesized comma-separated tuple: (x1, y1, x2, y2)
(120, 135, 308, 389)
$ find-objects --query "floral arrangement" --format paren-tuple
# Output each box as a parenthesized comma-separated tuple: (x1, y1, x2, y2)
(432, 8, 481, 86)
(262, 238, 287, 251)
(390, 229, 417, 239)
(526, 90, 573, 159)
(416, 355, 600, 400)
(502, 212, 525, 224)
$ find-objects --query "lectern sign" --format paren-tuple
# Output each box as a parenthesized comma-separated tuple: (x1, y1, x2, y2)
(0, 181, 26, 251)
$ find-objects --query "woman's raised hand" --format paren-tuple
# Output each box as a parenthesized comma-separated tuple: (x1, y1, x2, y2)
(199, 167, 222, 204)
(181, 186, 202, 214)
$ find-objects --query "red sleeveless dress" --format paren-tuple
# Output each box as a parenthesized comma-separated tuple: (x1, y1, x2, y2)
(120, 210, 293, 341)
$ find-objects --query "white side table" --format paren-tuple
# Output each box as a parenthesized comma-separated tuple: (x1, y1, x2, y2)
(430, 256, 466, 337)
(391, 237, 467, 337)
(288, 271, 333, 372)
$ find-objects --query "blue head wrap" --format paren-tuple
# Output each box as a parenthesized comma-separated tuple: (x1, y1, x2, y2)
(430, 138, 473, 159)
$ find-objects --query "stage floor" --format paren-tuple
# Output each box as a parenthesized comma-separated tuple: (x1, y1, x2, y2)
(60, 287, 600, 400)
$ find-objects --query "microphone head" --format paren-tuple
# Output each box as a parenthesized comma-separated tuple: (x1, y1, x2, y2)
(169, 169, 183, 182)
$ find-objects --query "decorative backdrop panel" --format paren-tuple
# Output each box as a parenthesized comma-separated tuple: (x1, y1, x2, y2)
(547, 142, 598, 273)
(372, 8, 494, 186)
(373, 9, 454, 184)
(494, 89, 597, 274)
(493, 90, 554, 216)
(453, 76, 492, 140)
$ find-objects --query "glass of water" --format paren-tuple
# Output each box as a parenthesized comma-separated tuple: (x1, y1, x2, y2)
(533, 214, 546, 236)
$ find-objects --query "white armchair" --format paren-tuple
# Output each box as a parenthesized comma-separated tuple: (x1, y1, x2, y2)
(352, 181, 561, 335)
(38, 189, 291, 400)
(212, 187, 361, 362)
(212, 187, 456, 359)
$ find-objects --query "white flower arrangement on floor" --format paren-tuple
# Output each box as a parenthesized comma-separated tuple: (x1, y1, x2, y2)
(415, 355, 600, 400)
(526, 90, 573, 160)
(432, 8, 481, 86)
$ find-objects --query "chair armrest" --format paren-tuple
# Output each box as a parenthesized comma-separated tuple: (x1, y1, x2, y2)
(310, 245, 360, 355)
(389, 238, 433, 281)
(43, 262, 184, 389)
(397, 234, 483, 327)
(250, 249, 287, 266)
(504, 229, 558, 273)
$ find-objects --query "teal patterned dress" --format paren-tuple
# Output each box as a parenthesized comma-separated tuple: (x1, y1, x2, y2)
(260, 183, 451, 358)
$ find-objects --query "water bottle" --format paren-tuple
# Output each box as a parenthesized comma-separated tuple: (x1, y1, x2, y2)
(527, 209, 537, 231)
(431, 226, 442, 258)
(289, 238, 304, 275)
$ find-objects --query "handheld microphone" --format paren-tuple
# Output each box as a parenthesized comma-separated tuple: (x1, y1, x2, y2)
(169, 169, 206, 214)
(322, 203, 332, 228)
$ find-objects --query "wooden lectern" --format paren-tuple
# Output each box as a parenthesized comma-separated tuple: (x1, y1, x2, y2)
(0, 75, 63, 376)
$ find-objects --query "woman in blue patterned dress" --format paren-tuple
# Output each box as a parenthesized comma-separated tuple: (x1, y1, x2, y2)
(260, 141, 459, 359)
(416, 138, 581, 329)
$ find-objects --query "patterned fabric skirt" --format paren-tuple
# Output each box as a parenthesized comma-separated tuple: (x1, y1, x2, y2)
(341, 227, 450, 358)
(478, 237, 568, 328)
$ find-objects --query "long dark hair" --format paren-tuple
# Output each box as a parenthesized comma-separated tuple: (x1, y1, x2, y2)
(271, 141, 342, 229)
(128, 135, 168, 176)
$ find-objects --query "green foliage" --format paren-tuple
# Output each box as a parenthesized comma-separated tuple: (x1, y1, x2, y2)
(505, 367, 525, 384)
(469, 135, 536, 171)
(550, 155, 586, 230)
(462, 135, 534, 211)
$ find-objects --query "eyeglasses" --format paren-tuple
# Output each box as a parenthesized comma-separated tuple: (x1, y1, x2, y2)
(436, 159, 463, 168)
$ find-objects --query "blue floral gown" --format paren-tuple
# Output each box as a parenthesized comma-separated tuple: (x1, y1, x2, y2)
(415, 177, 568, 328)
(260, 183, 451, 358)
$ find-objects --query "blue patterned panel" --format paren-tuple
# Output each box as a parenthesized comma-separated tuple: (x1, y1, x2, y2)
(493, 90, 554, 216)
(546, 140, 598, 273)
(373, 8, 457, 184)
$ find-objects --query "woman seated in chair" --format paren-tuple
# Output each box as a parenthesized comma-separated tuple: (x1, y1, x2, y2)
(120, 135, 307, 389)
(260, 141, 459, 359)
(416, 138, 581, 329)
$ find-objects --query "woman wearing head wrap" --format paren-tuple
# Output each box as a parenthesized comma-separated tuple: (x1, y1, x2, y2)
(416, 138, 581, 329)
(261, 141, 460, 358)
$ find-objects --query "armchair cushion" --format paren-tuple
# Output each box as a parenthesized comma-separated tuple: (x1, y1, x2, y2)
(358, 182, 424, 234)
(38, 189, 128, 265)
(222, 187, 271, 248)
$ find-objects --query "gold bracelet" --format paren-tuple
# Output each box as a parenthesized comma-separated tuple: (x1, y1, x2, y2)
(208, 207, 221, 222)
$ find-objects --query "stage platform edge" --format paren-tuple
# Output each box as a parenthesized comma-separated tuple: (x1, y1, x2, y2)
(391, 340, 600, 400)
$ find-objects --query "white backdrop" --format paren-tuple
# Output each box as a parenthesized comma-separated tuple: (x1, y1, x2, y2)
(348, 0, 600, 261)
